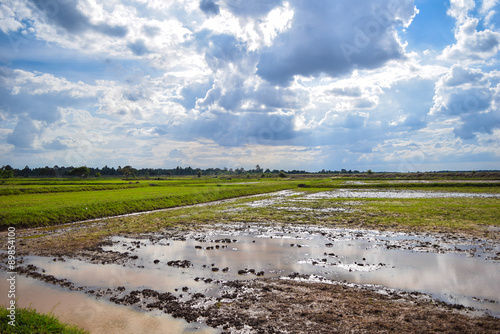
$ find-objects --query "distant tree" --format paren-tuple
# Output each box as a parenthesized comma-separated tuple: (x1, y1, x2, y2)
(70, 166, 90, 178)
(38, 166, 56, 177)
(0, 166, 14, 179)
(95, 172, 101, 178)
(367, 169, 373, 175)
(21, 166, 31, 177)
(278, 171, 287, 178)
(119, 165, 137, 179)
(197, 171, 202, 178)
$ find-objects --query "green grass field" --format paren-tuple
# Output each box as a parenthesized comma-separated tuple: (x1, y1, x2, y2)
(0, 306, 88, 334)
(1, 176, 499, 231)
(0, 177, 299, 229)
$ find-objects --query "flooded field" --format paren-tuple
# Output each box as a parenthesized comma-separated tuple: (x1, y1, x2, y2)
(0, 271, 214, 334)
(14, 224, 500, 315)
(3, 188, 500, 333)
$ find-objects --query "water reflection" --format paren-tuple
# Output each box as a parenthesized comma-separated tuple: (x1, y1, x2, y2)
(0, 271, 216, 334)
(21, 225, 500, 316)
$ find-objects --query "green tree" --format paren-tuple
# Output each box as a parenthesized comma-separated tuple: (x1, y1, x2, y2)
(0, 166, 14, 179)
(70, 166, 90, 178)
(119, 166, 137, 179)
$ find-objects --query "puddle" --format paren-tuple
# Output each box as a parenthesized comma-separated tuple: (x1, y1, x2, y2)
(16, 224, 500, 317)
(303, 189, 500, 199)
(0, 271, 216, 334)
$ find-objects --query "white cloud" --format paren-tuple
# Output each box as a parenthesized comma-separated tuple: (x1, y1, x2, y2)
(448, 0, 476, 20)
(0, 3, 24, 33)
(441, 17, 500, 62)
(481, 0, 498, 13)
(256, 0, 418, 86)
(6, 69, 98, 97)
(430, 65, 500, 139)
(1, 0, 499, 171)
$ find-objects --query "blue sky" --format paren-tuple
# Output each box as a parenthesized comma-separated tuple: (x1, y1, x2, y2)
(0, 0, 499, 172)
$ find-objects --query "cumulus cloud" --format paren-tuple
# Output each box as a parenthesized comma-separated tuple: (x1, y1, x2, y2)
(256, 0, 417, 86)
(441, 17, 500, 61)
(441, 0, 500, 62)
(2, 0, 499, 171)
(442, 64, 485, 86)
(431, 65, 500, 139)
(0, 3, 24, 33)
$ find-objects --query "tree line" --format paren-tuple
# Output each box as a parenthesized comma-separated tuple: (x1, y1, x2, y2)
(0, 164, 369, 179)
(0, 164, 292, 178)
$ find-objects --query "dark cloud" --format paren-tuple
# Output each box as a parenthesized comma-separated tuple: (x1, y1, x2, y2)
(256, 0, 416, 86)
(30, 0, 128, 37)
(128, 39, 150, 56)
(199, 0, 220, 16)
(224, 0, 282, 18)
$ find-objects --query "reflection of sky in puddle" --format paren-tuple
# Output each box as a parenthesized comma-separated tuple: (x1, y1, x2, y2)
(304, 189, 500, 199)
(0, 271, 215, 334)
(24, 226, 500, 316)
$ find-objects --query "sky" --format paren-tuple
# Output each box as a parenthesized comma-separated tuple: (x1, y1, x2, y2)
(0, 0, 499, 172)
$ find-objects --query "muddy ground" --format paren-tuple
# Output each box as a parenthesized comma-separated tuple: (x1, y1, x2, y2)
(4, 226, 499, 333)
(3, 188, 500, 333)
(10, 257, 500, 333)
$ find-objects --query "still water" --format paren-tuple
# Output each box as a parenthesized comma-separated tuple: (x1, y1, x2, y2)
(15, 224, 500, 319)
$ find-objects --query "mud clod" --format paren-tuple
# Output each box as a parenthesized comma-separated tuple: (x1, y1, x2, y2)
(167, 260, 192, 268)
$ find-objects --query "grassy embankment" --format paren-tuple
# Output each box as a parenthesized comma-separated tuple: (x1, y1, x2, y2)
(0, 175, 494, 256)
(0, 177, 299, 230)
(0, 306, 88, 334)
(132, 178, 500, 235)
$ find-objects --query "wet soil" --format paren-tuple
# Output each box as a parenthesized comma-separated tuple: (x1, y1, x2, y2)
(2, 189, 500, 333)
(8, 262, 500, 333)
(4, 223, 500, 333)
